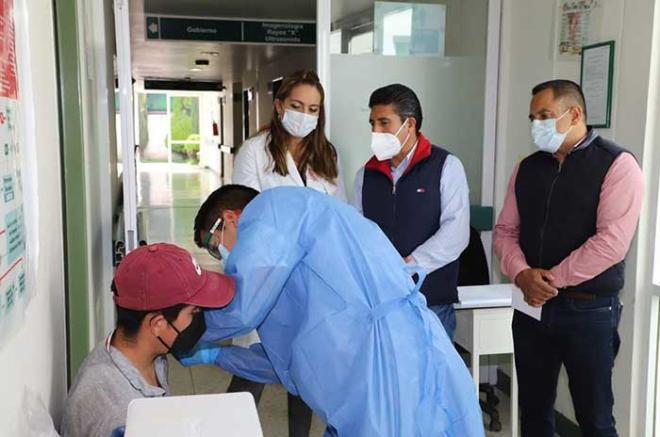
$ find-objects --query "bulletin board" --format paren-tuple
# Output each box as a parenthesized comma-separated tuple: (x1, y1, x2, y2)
(0, 0, 35, 348)
(580, 41, 615, 128)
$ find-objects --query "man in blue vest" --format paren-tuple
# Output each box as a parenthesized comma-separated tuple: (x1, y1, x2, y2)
(352, 84, 471, 339)
(494, 80, 643, 436)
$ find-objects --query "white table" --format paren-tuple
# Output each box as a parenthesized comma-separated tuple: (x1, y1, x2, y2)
(125, 393, 264, 437)
(454, 284, 518, 437)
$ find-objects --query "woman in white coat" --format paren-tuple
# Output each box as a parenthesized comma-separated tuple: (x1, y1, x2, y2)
(229, 70, 345, 437)
(233, 70, 346, 201)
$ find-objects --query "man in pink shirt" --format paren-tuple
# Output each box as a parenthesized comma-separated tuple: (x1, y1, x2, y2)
(493, 80, 643, 437)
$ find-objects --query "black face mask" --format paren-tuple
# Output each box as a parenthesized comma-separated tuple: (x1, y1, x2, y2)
(157, 311, 206, 358)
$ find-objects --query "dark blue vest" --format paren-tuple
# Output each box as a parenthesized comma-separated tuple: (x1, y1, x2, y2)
(516, 130, 628, 296)
(362, 135, 459, 305)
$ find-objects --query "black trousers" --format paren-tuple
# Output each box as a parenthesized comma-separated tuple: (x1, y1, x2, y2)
(513, 295, 622, 437)
(227, 376, 313, 437)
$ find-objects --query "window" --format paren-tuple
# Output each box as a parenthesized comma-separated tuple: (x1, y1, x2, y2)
(330, 29, 342, 54)
(349, 32, 374, 55)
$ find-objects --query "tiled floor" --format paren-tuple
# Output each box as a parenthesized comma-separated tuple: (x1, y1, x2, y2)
(138, 163, 515, 436)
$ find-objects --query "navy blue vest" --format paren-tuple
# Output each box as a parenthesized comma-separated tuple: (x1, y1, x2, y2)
(516, 130, 628, 296)
(362, 135, 459, 305)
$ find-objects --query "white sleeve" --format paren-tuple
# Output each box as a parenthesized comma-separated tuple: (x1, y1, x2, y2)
(232, 138, 262, 191)
(351, 167, 365, 214)
(332, 154, 348, 203)
(410, 155, 470, 272)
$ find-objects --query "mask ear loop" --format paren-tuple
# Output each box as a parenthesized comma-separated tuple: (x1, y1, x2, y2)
(557, 108, 571, 121)
(395, 118, 412, 149)
(150, 313, 181, 353)
(556, 108, 575, 140)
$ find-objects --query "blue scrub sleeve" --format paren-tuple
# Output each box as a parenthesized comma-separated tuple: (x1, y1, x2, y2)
(214, 343, 281, 384)
(202, 214, 306, 342)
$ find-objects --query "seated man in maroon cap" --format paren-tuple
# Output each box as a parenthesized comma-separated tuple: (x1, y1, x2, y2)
(60, 243, 235, 437)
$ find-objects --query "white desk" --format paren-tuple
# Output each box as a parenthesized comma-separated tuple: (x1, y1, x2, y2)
(125, 393, 264, 437)
(454, 284, 518, 437)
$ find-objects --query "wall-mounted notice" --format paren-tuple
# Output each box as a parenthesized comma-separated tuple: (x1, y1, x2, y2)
(580, 41, 614, 128)
(0, 0, 28, 347)
(558, 0, 598, 57)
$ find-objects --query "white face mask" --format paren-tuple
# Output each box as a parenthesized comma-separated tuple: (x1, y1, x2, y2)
(531, 110, 572, 154)
(281, 109, 318, 138)
(370, 120, 411, 161)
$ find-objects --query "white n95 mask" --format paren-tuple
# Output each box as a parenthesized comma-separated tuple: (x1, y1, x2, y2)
(370, 121, 410, 161)
(281, 109, 318, 138)
(531, 110, 572, 154)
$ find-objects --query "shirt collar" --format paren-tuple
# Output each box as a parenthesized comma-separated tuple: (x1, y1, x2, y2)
(105, 331, 169, 398)
(570, 127, 598, 153)
(391, 141, 418, 171)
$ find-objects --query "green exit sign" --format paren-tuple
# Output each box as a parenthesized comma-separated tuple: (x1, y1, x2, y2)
(146, 17, 242, 42)
(243, 21, 315, 44)
(146, 16, 315, 45)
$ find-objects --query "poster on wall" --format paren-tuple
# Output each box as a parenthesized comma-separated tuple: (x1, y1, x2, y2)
(580, 41, 614, 128)
(558, 0, 599, 57)
(0, 0, 29, 348)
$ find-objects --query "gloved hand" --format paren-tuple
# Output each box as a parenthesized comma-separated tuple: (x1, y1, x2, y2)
(110, 426, 125, 437)
(176, 342, 221, 367)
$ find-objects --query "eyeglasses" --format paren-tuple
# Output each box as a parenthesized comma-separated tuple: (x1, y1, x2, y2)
(203, 217, 223, 260)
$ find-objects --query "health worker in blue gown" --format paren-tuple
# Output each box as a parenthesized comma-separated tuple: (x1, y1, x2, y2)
(182, 185, 483, 437)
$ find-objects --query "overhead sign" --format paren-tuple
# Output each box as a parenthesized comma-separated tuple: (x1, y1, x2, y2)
(146, 16, 315, 45)
(243, 21, 315, 45)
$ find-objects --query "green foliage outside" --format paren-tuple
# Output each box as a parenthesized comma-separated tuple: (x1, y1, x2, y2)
(170, 97, 200, 164)
(171, 134, 200, 165)
(170, 96, 199, 141)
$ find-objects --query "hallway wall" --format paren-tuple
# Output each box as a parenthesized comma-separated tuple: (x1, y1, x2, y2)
(0, 0, 67, 432)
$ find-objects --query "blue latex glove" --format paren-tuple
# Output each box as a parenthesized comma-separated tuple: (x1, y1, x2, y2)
(176, 342, 221, 366)
(110, 426, 125, 437)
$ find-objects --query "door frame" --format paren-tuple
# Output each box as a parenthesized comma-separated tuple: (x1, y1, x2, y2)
(114, 0, 138, 252)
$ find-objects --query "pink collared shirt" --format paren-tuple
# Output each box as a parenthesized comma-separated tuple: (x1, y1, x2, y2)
(493, 151, 643, 288)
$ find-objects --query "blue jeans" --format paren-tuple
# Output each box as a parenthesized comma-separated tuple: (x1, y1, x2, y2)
(429, 304, 457, 340)
(513, 294, 622, 437)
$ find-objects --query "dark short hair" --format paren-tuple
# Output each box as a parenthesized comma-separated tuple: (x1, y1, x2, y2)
(193, 184, 259, 247)
(369, 84, 423, 132)
(532, 79, 588, 120)
(112, 282, 187, 339)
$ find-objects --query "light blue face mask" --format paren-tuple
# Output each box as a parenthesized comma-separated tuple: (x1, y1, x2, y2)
(531, 109, 572, 154)
(217, 222, 231, 267)
(203, 217, 231, 268)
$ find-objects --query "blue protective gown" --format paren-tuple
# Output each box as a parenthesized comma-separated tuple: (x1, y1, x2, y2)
(202, 187, 483, 436)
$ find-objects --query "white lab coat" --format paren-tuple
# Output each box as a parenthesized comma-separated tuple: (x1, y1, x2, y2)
(231, 131, 347, 347)
(232, 131, 347, 202)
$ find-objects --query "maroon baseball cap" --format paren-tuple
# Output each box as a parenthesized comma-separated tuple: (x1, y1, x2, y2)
(113, 243, 235, 311)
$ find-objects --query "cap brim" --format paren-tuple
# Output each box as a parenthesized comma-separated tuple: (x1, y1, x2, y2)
(185, 270, 236, 308)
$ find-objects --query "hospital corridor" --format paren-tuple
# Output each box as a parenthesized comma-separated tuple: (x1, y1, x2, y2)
(3, 0, 660, 436)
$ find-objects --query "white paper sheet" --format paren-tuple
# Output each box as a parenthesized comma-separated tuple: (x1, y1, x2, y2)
(511, 287, 543, 321)
(582, 43, 612, 126)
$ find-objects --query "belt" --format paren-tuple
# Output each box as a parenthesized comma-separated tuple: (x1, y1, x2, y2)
(560, 291, 597, 300)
